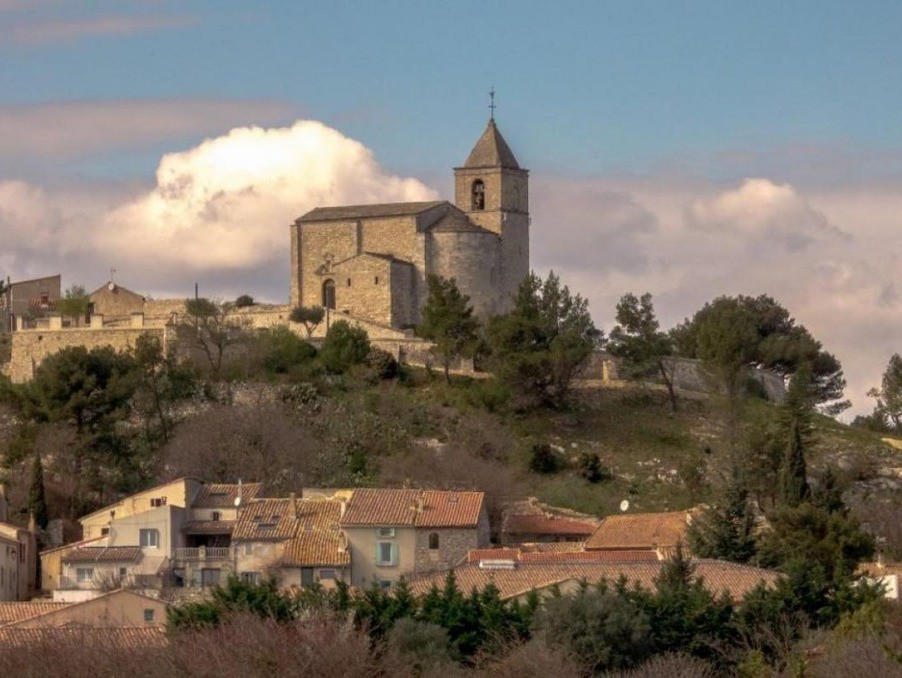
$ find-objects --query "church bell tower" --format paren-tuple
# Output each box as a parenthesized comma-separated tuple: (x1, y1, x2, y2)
(453, 109, 529, 312)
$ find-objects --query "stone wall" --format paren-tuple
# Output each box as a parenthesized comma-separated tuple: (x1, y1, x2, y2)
(331, 254, 395, 326)
(426, 230, 501, 319)
(4, 326, 166, 382)
(414, 527, 481, 574)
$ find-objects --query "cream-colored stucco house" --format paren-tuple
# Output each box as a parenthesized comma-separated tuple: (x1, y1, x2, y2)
(43, 478, 261, 599)
(0, 485, 37, 601)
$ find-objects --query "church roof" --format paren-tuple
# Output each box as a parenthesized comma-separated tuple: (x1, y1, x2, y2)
(296, 201, 446, 223)
(429, 206, 495, 234)
(461, 119, 521, 170)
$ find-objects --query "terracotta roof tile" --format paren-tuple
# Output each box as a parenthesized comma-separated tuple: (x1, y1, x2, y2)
(466, 546, 659, 565)
(282, 501, 350, 567)
(340, 489, 484, 528)
(63, 546, 142, 564)
(0, 626, 167, 649)
(192, 482, 261, 509)
(505, 514, 598, 537)
(0, 603, 70, 626)
(585, 511, 696, 551)
(233, 498, 300, 541)
(410, 559, 778, 602)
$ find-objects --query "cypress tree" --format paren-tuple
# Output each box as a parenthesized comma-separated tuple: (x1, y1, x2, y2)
(27, 452, 49, 530)
(779, 419, 811, 507)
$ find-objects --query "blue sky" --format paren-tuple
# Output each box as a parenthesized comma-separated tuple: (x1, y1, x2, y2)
(1, 1, 901, 415)
(4, 1, 902, 179)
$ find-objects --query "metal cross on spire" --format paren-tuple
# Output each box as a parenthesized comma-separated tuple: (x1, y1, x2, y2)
(489, 87, 496, 121)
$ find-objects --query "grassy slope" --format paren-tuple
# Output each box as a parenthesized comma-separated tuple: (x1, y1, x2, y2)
(353, 371, 894, 518)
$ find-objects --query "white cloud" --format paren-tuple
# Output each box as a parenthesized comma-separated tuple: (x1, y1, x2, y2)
(97, 120, 437, 271)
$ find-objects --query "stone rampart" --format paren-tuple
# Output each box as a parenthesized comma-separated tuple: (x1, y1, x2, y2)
(4, 327, 166, 382)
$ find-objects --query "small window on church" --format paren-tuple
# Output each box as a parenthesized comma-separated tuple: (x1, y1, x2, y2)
(472, 179, 485, 211)
(374, 276, 379, 285)
(322, 279, 336, 309)
(347, 278, 352, 287)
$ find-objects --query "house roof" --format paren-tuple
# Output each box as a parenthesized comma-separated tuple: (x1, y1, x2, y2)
(410, 559, 779, 602)
(460, 119, 522, 170)
(296, 201, 446, 224)
(466, 546, 660, 565)
(63, 546, 142, 564)
(585, 511, 696, 551)
(191, 482, 262, 509)
(340, 489, 484, 528)
(233, 498, 301, 541)
(88, 281, 145, 300)
(79, 477, 200, 521)
(282, 500, 349, 567)
(0, 602, 70, 626)
(40, 536, 105, 556)
(0, 626, 167, 649)
(504, 514, 599, 537)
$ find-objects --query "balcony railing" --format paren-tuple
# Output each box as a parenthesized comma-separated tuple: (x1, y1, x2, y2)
(173, 546, 233, 562)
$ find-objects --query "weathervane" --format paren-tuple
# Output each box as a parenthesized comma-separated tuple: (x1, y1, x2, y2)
(489, 87, 496, 121)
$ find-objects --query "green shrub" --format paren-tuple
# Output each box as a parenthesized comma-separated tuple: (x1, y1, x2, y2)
(578, 452, 610, 483)
(364, 347, 398, 381)
(261, 326, 317, 374)
(466, 378, 510, 413)
(235, 294, 255, 307)
(530, 443, 564, 474)
(319, 321, 371, 374)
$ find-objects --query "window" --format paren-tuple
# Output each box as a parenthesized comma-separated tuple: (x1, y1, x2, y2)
(346, 278, 352, 287)
(202, 569, 221, 587)
(374, 276, 380, 285)
(139, 528, 160, 548)
(319, 569, 336, 580)
(377, 527, 395, 538)
(428, 532, 440, 550)
(150, 497, 167, 508)
(143, 608, 155, 623)
(76, 567, 94, 583)
(376, 541, 397, 567)
(119, 567, 127, 577)
(244, 543, 253, 556)
(212, 511, 221, 522)
(240, 572, 261, 585)
(472, 179, 485, 210)
(101, 527, 110, 536)
(301, 567, 315, 587)
(378, 579, 393, 589)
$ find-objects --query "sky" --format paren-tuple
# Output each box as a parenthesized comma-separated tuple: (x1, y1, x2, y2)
(1, 0, 901, 418)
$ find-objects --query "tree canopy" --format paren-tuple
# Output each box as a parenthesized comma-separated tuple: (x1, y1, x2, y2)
(609, 292, 677, 410)
(867, 353, 902, 432)
(673, 294, 848, 414)
(487, 271, 601, 408)
(417, 275, 480, 383)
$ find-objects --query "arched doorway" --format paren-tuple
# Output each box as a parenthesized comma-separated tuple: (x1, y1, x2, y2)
(322, 279, 336, 309)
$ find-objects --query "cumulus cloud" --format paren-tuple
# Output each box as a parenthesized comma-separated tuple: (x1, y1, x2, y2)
(0, 119, 437, 297)
(530, 175, 902, 418)
(0, 99, 300, 158)
(97, 120, 437, 271)
(686, 178, 847, 251)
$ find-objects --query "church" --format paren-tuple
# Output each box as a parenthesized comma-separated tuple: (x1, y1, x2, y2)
(289, 116, 530, 329)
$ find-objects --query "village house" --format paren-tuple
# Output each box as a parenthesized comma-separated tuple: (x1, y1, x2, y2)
(0, 588, 166, 629)
(0, 485, 38, 601)
(584, 509, 699, 557)
(43, 478, 261, 599)
(339, 488, 489, 589)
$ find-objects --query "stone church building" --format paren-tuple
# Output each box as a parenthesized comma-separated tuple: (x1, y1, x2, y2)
(290, 118, 529, 329)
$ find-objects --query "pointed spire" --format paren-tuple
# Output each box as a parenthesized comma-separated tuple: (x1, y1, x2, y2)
(463, 119, 521, 170)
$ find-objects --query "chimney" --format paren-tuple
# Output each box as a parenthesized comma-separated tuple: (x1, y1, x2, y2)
(28, 511, 36, 532)
(290, 492, 299, 519)
(339, 498, 347, 519)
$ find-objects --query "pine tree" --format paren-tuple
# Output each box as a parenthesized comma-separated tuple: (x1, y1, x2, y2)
(417, 275, 480, 383)
(27, 452, 49, 530)
(688, 470, 756, 563)
(777, 365, 813, 508)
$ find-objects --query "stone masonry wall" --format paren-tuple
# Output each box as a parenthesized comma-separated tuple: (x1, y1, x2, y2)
(414, 527, 480, 574)
(427, 230, 501, 319)
(4, 327, 165, 382)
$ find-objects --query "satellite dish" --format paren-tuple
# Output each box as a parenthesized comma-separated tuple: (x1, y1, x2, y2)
(619, 500, 630, 513)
